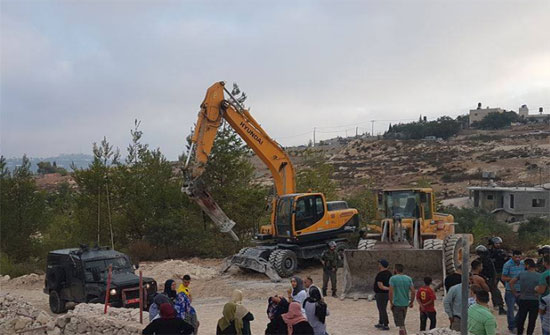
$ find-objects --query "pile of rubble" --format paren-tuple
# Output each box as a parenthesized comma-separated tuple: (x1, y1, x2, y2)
(1, 273, 44, 289)
(9, 273, 44, 287)
(0, 293, 53, 334)
(139, 259, 219, 284)
(0, 293, 146, 335)
(418, 328, 460, 335)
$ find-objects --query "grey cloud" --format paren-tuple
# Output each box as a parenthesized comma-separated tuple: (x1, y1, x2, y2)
(1, 0, 549, 159)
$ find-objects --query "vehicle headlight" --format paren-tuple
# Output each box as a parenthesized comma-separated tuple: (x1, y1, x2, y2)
(109, 289, 117, 296)
(145, 283, 151, 289)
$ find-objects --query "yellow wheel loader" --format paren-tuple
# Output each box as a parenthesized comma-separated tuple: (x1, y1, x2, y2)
(183, 82, 360, 282)
(342, 188, 472, 299)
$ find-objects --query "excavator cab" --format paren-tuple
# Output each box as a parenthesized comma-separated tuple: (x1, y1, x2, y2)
(260, 193, 359, 242)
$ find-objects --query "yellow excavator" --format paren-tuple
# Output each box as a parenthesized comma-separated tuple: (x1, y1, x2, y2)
(183, 82, 360, 281)
(342, 188, 472, 299)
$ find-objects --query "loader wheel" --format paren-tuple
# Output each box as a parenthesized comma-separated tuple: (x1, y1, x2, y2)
(269, 249, 297, 278)
(423, 239, 443, 250)
(444, 234, 464, 274)
(357, 239, 377, 250)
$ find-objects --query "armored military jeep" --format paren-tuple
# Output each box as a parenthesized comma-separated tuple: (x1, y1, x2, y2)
(44, 245, 157, 313)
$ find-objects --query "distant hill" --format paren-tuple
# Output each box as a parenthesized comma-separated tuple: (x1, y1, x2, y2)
(250, 124, 550, 199)
(4, 154, 94, 173)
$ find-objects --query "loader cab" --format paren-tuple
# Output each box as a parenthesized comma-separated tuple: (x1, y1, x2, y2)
(384, 188, 434, 221)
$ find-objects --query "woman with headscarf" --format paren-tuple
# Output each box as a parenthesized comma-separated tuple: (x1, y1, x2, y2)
(217, 302, 244, 335)
(303, 287, 328, 335)
(282, 302, 314, 335)
(149, 293, 172, 322)
(265, 295, 290, 335)
(174, 291, 200, 334)
(230, 289, 254, 335)
(287, 277, 307, 314)
(164, 280, 178, 302)
(142, 303, 194, 335)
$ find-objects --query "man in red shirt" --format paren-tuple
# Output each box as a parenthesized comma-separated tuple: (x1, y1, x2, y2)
(416, 277, 437, 331)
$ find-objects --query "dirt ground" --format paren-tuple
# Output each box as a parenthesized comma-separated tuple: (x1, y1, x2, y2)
(1, 258, 538, 335)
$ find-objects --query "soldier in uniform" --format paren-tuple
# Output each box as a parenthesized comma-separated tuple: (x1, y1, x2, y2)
(488, 236, 509, 315)
(321, 241, 340, 297)
(476, 245, 505, 315)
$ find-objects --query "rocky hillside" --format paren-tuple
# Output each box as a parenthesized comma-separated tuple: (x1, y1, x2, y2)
(251, 124, 550, 199)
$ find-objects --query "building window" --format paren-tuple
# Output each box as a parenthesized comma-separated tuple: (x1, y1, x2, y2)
(510, 194, 515, 209)
(487, 194, 494, 200)
(532, 199, 546, 208)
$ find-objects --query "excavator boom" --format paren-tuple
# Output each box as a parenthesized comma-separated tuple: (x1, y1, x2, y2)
(184, 82, 296, 241)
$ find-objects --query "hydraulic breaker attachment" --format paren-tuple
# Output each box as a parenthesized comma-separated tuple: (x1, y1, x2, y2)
(183, 179, 239, 241)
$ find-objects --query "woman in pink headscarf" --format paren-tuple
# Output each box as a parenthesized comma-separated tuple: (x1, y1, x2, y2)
(142, 303, 195, 335)
(282, 302, 314, 335)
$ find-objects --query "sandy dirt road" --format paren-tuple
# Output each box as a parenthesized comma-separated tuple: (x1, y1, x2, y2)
(1, 258, 535, 334)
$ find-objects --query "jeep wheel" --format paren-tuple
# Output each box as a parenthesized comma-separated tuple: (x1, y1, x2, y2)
(49, 290, 66, 314)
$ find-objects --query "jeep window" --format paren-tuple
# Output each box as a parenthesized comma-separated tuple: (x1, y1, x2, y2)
(84, 257, 132, 281)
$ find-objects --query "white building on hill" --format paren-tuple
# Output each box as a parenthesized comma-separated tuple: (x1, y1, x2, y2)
(469, 102, 505, 125)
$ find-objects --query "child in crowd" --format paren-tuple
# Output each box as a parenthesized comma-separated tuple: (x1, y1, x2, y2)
(416, 277, 436, 331)
(178, 274, 192, 301)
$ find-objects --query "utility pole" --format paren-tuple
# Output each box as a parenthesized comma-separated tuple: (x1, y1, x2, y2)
(371, 120, 375, 136)
(313, 127, 316, 147)
(460, 235, 470, 335)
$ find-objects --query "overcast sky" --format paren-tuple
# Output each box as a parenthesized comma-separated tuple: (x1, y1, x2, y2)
(1, 0, 549, 160)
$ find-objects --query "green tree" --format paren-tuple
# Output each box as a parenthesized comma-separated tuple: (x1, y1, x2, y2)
(384, 116, 462, 140)
(200, 124, 270, 243)
(344, 180, 378, 227)
(41, 182, 80, 251)
(0, 155, 47, 261)
(518, 217, 550, 248)
(296, 149, 337, 200)
(37, 161, 68, 175)
(472, 111, 520, 130)
(72, 137, 120, 247)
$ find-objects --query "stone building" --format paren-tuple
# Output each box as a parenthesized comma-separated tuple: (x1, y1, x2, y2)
(469, 102, 505, 125)
(468, 184, 550, 222)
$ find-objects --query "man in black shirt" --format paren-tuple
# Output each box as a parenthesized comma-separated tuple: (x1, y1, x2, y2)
(374, 259, 392, 331)
(444, 269, 462, 293)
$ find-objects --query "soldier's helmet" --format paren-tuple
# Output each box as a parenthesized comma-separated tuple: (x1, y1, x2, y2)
(476, 245, 488, 255)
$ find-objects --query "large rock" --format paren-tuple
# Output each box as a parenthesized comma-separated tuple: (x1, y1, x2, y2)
(47, 327, 61, 335)
(14, 317, 31, 331)
(36, 311, 52, 324)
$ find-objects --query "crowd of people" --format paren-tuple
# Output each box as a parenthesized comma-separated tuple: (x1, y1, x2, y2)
(139, 238, 550, 335)
(441, 238, 550, 335)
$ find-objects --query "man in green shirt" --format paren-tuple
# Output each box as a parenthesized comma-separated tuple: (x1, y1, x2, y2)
(536, 255, 550, 298)
(389, 263, 415, 335)
(468, 290, 497, 335)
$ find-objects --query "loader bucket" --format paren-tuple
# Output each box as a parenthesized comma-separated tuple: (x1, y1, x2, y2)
(342, 249, 445, 299)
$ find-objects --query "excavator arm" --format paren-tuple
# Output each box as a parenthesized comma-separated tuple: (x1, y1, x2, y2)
(183, 81, 296, 240)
